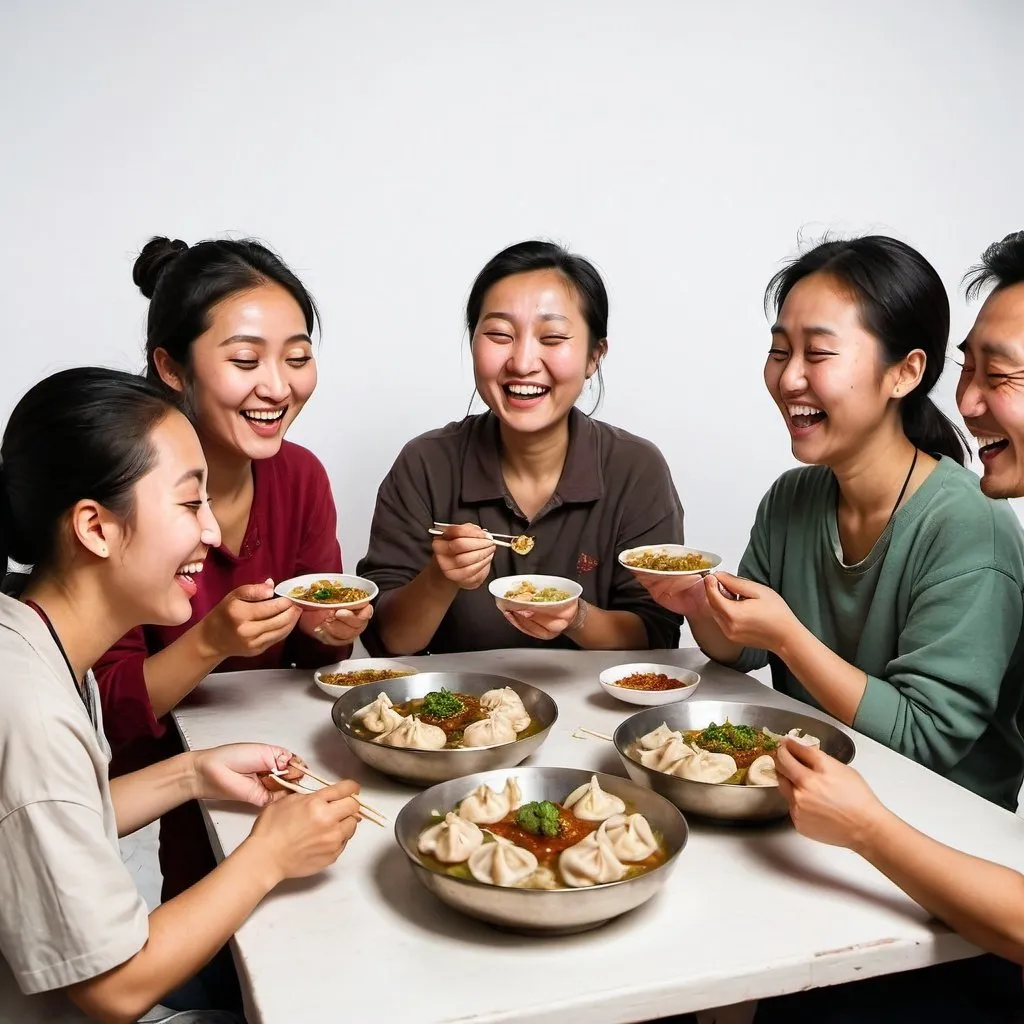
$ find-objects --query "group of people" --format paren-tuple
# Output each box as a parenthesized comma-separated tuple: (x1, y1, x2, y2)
(1, 227, 1023, 1023)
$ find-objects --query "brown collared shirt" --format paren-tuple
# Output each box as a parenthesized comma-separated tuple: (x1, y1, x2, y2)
(357, 409, 685, 654)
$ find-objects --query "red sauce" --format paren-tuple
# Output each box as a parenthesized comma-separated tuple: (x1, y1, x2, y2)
(614, 672, 685, 692)
(487, 807, 598, 862)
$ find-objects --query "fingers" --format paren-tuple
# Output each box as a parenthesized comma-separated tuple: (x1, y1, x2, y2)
(232, 579, 278, 603)
(709, 571, 756, 598)
(335, 605, 373, 623)
(317, 779, 361, 803)
(440, 523, 491, 540)
(782, 737, 828, 770)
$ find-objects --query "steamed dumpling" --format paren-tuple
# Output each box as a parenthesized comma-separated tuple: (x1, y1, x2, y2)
(480, 688, 530, 732)
(503, 777, 523, 812)
(418, 812, 484, 863)
(564, 775, 627, 821)
(602, 812, 659, 862)
(746, 754, 778, 787)
(639, 722, 683, 750)
(468, 833, 538, 886)
(638, 735, 695, 773)
(520, 866, 560, 890)
(559, 822, 627, 887)
(354, 692, 405, 735)
(458, 782, 512, 824)
(462, 713, 518, 748)
(375, 714, 446, 749)
(785, 728, 821, 749)
(672, 744, 737, 784)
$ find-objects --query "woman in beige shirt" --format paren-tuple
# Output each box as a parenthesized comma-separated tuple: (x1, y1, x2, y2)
(0, 367, 362, 1023)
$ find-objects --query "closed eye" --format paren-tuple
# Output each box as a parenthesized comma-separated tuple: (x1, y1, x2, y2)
(230, 359, 258, 369)
(484, 331, 513, 342)
(767, 347, 789, 360)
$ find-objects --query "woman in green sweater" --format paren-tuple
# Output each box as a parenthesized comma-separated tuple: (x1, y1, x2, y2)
(644, 235, 1024, 810)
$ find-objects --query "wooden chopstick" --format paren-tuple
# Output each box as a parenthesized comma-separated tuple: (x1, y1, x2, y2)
(428, 527, 514, 550)
(433, 521, 522, 542)
(286, 760, 389, 826)
(571, 726, 613, 742)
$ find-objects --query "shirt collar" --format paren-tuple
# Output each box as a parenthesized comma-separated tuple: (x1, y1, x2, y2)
(460, 408, 604, 505)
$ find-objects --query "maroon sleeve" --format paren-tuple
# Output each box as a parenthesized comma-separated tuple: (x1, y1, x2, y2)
(94, 627, 165, 752)
(283, 450, 352, 668)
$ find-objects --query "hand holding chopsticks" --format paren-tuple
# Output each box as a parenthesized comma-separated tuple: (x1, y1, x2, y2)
(430, 522, 534, 555)
(267, 760, 388, 828)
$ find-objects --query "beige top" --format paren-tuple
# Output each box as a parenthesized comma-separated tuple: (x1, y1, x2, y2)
(0, 595, 148, 1024)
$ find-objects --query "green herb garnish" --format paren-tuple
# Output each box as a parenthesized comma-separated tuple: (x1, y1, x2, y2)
(514, 800, 562, 837)
(312, 587, 334, 601)
(698, 720, 774, 752)
(421, 688, 465, 719)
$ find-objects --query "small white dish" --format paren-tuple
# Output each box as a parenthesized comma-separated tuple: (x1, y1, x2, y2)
(599, 662, 701, 706)
(488, 574, 583, 611)
(617, 544, 722, 577)
(275, 573, 379, 610)
(313, 658, 418, 697)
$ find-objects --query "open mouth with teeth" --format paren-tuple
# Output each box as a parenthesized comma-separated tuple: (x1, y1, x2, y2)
(787, 403, 827, 431)
(502, 382, 551, 405)
(241, 406, 287, 435)
(976, 434, 1011, 463)
(174, 560, 205, 597)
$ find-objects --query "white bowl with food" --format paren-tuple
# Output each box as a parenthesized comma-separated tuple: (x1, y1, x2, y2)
(313, 658, 418, 698)
(599, 662, 701, 707)
(488, 574, 583, 611)
(617, 544, 722, 577)
(275, 572, 379, 610)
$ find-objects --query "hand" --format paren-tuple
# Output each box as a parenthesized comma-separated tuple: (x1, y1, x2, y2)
(636, 573, 707, 616)
(502, 599, 578, 641)
(198, 579, 302, 661)
(776, 739, 886, 852)
(702, 571, 800, 652)
(431, 523, 495, 591)
(246, 779, 362, 881)
(298, 603, 374, 646)
(192, 743, 302, 806)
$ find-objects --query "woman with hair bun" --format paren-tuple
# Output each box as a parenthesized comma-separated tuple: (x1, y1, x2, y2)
(95, 236, 369, 924)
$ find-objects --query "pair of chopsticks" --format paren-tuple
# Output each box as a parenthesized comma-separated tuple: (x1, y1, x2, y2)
(572, 726, 612, 742)
(267, 762, 388, 828)
(429, 521, 518, 550)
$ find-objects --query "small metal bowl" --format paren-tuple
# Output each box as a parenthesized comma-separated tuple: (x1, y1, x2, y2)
(394, 766, 688, 935)
(331, 672, 558, 786)
(614, 700, 856, 822)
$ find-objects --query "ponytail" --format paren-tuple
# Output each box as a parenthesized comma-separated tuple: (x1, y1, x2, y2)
(901, 394, 968, 465)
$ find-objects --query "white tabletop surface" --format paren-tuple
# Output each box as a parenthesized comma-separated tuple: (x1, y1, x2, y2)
(172, 648, 1024, 1023)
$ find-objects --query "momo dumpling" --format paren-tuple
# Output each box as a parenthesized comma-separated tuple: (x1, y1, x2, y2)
(672, 744, 737, 784)
(468, 833, 538, 886)
(559, 822, 627, 887)
(785, 729, 821, 749)
(458, 782, 512, 824)
(354, 692, 405, 735)
(375, 714, 446, 749)
(480, 688, 530, 731)
(418, 812, 483, 863)
(638, 722, 683, 750)
(503, 777, 523, 812)
(638, 735, 695, 773)
(602, 813, 659, 862)
(746, 754, 778, 787)
(564, 775, 627, 821)
(521, 866, 560, 890)
(462, 714, 518, 748)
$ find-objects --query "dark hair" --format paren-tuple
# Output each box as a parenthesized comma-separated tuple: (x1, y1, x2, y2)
(964, 230, 1024, 300)
(0, 368, 174, 575)
(466, 240, 609, 411)
(134, 235, 320, 400)
(765, 235, 967, 465)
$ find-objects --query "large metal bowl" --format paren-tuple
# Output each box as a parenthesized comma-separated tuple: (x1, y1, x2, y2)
(614, 700, 856, 822)
(394, 766, 689, 935)
(331, 672, 557, 786)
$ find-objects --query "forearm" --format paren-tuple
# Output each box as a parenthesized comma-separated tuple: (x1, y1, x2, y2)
(374, 562, 459, 655)
(777, 623, 866, 725)
(568, 604, 649, 650)
(857, 808, 1024, 964)
(143, 625, 223, 719)
(68, 839, 280, 1022)
(109, 753, 198, 836)
(688, 603, 745, 665)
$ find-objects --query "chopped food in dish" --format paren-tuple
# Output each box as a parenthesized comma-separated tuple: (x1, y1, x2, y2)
(624, 550, 713, 572)
(319, 668, 414, 686)
(611, 672, 690, 692)
(290, 579, 370, 604)
(504, 580, 571, 603)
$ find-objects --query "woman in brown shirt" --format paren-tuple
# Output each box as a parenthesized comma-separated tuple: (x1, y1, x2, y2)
(358, 240, 685, 655)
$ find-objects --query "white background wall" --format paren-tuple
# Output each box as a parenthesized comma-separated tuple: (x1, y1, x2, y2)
(2, 0, 1023, 573)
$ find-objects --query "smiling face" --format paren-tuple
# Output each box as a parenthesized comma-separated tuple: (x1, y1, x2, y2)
(764, 273, 922, 468)
(88, 410, 221, 627)
(155, 282, 317, 462)
(471, 270, 604, 436)
(956, 282, 1024, 498)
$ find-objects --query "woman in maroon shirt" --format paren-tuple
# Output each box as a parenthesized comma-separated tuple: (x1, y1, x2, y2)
(95, 236, 370, 913)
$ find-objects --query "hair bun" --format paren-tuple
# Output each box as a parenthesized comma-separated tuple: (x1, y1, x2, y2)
(133, 236, 189, 299)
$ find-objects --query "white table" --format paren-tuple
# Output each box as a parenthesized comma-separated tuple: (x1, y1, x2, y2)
(172, 648, 1024, 1023)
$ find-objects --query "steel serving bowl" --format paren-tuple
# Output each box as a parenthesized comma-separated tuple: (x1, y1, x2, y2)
(614, 700, 856, 822)
(394, 766, 689, 935)
(331, 672, 558, 786)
